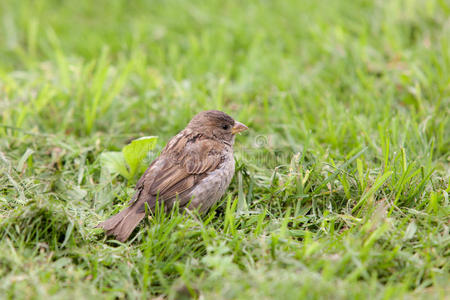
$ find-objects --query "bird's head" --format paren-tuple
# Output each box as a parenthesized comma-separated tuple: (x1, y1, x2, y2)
(187, 110, 248, 144)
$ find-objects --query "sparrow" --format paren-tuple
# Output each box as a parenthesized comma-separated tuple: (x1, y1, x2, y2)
(97, 110, 248, 242)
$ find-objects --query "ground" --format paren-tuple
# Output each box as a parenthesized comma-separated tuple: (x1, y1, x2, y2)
(0, 0, 449, 299)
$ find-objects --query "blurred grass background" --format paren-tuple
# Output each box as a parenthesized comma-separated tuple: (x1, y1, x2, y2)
(0, 0, 449, 299)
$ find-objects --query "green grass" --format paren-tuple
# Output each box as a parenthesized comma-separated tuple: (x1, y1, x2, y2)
(0, 0, 449, 298)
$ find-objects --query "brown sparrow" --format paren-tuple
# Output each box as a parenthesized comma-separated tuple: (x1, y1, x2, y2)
(97, 110, 248, 242)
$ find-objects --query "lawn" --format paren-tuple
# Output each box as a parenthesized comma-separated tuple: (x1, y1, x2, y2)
(0, 0, 449, 299)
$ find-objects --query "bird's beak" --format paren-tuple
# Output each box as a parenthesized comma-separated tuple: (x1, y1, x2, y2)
(231, 121, 248, 134)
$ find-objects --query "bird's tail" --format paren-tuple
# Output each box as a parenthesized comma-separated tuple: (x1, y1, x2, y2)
(96, 204, 145, 242)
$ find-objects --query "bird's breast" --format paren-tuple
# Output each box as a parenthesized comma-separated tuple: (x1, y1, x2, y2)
(187, 150, 235, 212)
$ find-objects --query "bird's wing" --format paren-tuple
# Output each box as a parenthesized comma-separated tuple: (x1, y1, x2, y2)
(134, 133, 225, 212)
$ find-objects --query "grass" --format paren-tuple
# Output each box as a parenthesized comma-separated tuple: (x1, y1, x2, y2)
(0, 0, 449, 298)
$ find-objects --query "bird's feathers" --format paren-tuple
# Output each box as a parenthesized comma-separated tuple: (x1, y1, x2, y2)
(97, 131, 227, 240)
(96, 110, 245, 242)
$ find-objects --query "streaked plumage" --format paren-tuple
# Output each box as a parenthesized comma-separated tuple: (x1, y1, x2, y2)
(97, 110, 248, 242)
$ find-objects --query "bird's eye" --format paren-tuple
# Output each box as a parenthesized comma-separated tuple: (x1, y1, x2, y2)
(222, 124, 229, 130)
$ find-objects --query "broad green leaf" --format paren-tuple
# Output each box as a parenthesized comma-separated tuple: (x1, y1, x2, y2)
(122, 136, 158, 177)
(100, 151, 129, 179)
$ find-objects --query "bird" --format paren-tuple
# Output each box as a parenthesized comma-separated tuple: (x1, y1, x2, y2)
(96, 110, 248, 242)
